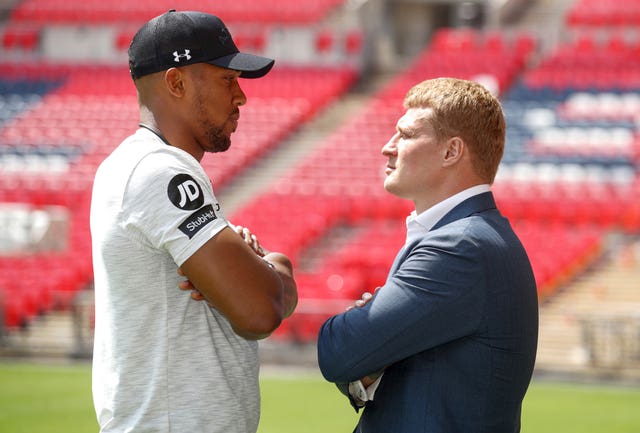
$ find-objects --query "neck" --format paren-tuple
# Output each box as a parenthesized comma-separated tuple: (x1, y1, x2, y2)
(139, 123, 172, 146)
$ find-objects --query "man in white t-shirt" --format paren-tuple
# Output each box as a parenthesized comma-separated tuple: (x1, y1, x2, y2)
(90, 10, 297, 433)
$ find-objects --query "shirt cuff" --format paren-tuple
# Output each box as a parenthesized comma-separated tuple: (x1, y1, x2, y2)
(347, 372, 384, 407)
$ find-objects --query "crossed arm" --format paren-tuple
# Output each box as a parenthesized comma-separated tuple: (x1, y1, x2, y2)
(178, 224, 298, 340)
(317, 240, 485, 383)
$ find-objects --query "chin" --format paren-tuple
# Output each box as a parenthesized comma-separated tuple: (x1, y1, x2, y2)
(218, 142, 232, 153)
(206, 140, 231, 153)
(383, 180, 396, 194)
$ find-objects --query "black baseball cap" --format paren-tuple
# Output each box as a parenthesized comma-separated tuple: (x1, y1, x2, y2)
(128, 10, 275, 80)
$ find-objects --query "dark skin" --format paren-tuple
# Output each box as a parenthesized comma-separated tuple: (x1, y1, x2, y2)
(134, 64, 297, 340)
(179, 225, 297, 319)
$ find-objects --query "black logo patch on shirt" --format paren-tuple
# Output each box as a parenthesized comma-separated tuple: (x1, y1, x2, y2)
(168, 174, 205, 211)
(179, 204, 218, 239)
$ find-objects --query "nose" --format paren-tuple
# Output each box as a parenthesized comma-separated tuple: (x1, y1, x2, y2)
(233, 79, 247, 106)
(381, 133, 398, 157)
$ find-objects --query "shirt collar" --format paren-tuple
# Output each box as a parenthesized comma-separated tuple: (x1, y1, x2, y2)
(405, 184, 491, 243)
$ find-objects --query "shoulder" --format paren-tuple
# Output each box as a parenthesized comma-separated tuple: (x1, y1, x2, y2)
(105, 135, 212, 211)
(106, 129, 201, 171)
(409, 213, 505, 260)
(126, 142, 207, 190)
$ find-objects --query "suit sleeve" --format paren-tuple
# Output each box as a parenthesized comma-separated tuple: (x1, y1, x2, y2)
(317, 230, 487, 383)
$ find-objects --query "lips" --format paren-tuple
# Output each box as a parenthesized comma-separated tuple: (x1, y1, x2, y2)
(385, 164, 396, 175)
(228, 112, 240, 131)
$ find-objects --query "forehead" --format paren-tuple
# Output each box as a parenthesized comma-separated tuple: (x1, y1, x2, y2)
(397, 107, 434, 131)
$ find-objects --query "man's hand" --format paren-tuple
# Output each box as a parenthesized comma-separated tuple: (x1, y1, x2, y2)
(346, 287, 381, 311)
(361, 370, 384, 387)
(233, 224, 266, 256)
(178, 267, 215, 306)
(177, 224, 266, 305)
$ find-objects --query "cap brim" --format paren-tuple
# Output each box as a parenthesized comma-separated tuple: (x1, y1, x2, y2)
(207, 52, 275, 79)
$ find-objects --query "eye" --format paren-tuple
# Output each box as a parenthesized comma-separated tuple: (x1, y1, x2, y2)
(226, 75, 243, 89)
(396, 126, 413, 140)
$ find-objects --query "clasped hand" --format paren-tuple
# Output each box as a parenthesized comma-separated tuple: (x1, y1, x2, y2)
(177, 225, 265, 304)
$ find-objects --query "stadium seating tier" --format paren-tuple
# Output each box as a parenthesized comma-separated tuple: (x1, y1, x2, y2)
(1, 5, 639, 343)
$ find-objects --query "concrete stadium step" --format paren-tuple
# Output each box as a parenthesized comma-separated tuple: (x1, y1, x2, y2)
(536, 235, 640, 376)
(0, 311, 76, 357)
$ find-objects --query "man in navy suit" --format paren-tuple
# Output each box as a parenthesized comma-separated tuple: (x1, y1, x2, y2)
(317, 77, 538, 433)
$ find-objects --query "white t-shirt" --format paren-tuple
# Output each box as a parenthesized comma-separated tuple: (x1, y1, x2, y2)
(90, 128, 260, 433)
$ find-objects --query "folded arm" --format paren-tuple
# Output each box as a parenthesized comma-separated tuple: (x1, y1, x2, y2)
(317, 239, 485, 382)
(179, 225, 297, 340)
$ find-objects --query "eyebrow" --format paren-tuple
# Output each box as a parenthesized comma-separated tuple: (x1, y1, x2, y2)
(397, 123, 417, 136)
(219, 69, 242, 78)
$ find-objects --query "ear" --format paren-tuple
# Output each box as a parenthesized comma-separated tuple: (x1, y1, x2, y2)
(163, 68, 186, 98)
(442, 137, 464, 167)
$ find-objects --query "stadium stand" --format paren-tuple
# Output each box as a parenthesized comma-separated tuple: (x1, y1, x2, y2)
(0, 63, 359, 329)
(232, 22, 640, 342)
(231, 27, 555, 340)
(0, 0, 359, 331)
(7, 0, 346, 25)
(0, 0, 639, 373)
(565, 0, 640, 27)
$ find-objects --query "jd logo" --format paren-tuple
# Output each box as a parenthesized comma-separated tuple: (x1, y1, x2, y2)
(167, 174, 204, 210)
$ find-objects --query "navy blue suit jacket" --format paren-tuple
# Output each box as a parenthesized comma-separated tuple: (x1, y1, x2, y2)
(317, 192, 538, 433)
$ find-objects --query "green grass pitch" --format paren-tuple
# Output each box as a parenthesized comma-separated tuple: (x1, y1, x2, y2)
(1, 361, 639, 433)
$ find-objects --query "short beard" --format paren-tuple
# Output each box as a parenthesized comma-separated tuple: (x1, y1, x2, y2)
(203, 123, 231, 153)
(195, 92, 232, 154)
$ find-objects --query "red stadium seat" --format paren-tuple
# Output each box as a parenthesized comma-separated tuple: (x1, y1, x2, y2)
(1, 25, 39, 50)
(345, 30, 363, 55)
(315, 30, 334, 54)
